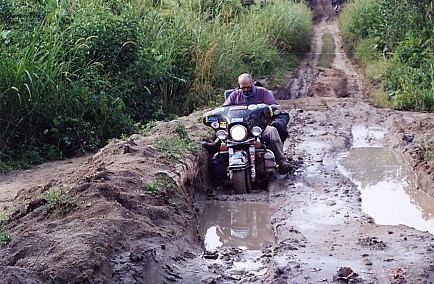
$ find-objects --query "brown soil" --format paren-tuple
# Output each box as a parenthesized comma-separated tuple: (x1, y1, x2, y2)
(1, 0, 433, 283)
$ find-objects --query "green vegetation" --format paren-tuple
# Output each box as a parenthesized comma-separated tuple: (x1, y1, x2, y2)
(143, 174, 177, 196)
(44, 188, 72, 213)
(155, 123, 199, 160)
(318, 30, 335, 68)
(339, 0, 434, 112)
(0, 211, 11, 247)
(420, 136, 434, 161)
(0, 0, 313, 168)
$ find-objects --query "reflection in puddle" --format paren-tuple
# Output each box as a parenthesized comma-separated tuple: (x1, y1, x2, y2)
(198, 201, 276, 250)
(338, 147, 434, 234)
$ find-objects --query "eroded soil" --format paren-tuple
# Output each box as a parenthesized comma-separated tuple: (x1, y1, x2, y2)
(1, 0, 433, 283)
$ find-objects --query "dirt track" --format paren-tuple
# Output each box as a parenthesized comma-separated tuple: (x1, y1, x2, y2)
(0, 0, 433, 283)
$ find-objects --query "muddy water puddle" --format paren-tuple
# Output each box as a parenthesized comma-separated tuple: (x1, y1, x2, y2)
(198, 201, 276, 250)
(338, 147, 434, 234)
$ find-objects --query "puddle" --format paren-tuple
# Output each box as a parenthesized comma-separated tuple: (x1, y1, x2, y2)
(351, 124, 386, 147)
(198, 201, 276, 251)
(338, 147, 434, 234)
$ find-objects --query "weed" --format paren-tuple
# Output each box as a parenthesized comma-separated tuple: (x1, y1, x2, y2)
(143, 181, 162, 196)
(370, 87, 391, 108)
(142, 174, 176, 196)
(0, 211, 11, 247)
(44, 188, 72, 213)
(155, 123, 198, 160)
(174, 123, 189, 140)
(321, 98, 328, 107)
(420, 136, 434, 161)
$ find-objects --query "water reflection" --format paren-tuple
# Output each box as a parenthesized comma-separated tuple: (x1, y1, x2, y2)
(198, 201, 275, 250)
(338, 147, 434, 234)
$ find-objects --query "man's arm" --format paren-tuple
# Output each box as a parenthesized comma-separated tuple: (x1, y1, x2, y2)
(223, 89, 241, 106)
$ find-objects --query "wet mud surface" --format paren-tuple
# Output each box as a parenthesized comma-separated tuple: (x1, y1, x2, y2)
(0, 0, 433, 283)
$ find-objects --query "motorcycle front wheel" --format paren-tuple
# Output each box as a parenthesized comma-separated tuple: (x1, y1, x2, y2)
(231, 169, 248, 194)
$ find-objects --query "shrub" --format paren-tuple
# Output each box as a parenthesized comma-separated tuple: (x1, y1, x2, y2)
(340, 0, 434, 112)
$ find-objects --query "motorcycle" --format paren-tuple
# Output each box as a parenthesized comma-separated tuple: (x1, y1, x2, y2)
(203, 103, 283, 194)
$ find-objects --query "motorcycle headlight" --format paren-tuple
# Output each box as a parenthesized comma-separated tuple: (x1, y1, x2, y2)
(251, 126, 262, 137)
(230, 125, 248, 142)
(216, 130, 228, 140)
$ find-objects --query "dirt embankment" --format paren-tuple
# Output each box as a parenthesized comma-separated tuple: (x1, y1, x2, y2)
(0, 0, 433, 283)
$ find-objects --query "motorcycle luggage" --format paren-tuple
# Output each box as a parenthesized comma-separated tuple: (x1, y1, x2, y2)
(263, 149, 276, 173)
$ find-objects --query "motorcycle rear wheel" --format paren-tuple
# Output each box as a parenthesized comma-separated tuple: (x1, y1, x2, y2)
(232, 170, 248, 194)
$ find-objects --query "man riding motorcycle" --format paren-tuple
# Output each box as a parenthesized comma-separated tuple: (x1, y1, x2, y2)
(203, 73, 291, 174)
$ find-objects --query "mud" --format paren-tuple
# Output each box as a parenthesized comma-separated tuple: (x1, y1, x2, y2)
(0, 0, 433, 283)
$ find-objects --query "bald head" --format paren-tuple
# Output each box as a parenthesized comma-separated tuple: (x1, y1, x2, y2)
(237, 73, 254, 95)
(238, 73, 253, 86)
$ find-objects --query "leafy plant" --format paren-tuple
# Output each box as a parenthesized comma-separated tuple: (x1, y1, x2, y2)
(44, 188, 72, 213)
(143, 174, 177, 196)
(0, 211, 11, 247)
(155, 123, 198, 160)
(143, 181, 162, 196)
(340, 0, 434, 112)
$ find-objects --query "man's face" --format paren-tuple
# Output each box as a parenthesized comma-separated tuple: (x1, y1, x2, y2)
(239, 80, 253, 95)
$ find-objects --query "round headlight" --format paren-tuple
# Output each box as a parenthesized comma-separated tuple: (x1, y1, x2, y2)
(216, 130, 228, 140)
(251, 126, 262, 137)
(230, 125, 248, 141)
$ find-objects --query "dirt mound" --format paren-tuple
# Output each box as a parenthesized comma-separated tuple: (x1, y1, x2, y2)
(386, 113, 434, 192)
(308, 68, 349, 98)
(0, 116, 211, 283)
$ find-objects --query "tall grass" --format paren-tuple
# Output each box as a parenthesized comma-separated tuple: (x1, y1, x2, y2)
(339, 0, 434, 112)
(0, 0, 313, 166)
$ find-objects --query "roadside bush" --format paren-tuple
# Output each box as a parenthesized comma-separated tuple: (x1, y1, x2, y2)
(259, 1, 312, 55)
(340, 0, 434, 112)
(338, 0, 380, 53)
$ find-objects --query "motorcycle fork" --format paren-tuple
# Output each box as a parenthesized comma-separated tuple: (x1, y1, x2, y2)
(249, 144, 256, 181)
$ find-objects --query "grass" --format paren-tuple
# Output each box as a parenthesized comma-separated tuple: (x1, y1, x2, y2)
(339, 0, 434, 112)
(420, 136, 434, 161)
(143, 174, 177, 196)
(44, 188, 72, 214)
(370, 87, 391, 108)
(0, 211, 11, 247)
(155, 123, 198, 160)
(0, 0, 314, 166)
(318, 29, 335, 68)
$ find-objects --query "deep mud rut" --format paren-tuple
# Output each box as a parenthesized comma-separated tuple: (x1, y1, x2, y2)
(1, 0, 433, 283)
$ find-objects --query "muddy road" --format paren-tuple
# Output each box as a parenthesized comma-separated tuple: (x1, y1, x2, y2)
(187, 0, 434, 282)
(0, 0, 433, 283)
